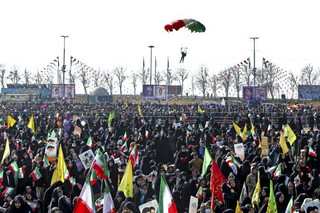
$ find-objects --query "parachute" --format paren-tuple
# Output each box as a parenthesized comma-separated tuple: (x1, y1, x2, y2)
(164, 19, 206, 33)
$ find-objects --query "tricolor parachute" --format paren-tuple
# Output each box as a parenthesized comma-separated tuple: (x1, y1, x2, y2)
(164, 19, 206, 33)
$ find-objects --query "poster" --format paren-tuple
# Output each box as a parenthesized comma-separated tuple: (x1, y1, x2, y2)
(234, 143, 245, 161)
(243, 87, 254, 102)
(189, 196, 198, 213)
(45, 137, 58, 160)
(64, 85, 75, 99)
(143, 85, 154, 99)
(139, 199, 158, 213)
(261, 136, 269, 157)
(154, 86, 166, 101)
(51, 85, 63, 99)
(78, 149, 95, 170)
(73, 126, 82, 137)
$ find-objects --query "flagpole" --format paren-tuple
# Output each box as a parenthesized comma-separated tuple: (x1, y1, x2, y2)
(148, 45, 154, 85)
(61, 35, 69, 99)
(250, 37, 259, 100)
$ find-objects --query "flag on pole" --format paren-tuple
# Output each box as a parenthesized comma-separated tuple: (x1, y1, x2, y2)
(73, 173, 96, 213)
(129, 145, 139, 166)
(159, 175, 178, 213)
(103, 180, 116, 213)
(64, 169, 70, 180)
(86, 136, 94, 148)
(123, 132, 128, 141)
(285, 196, 294, 213)
(233, 122, 241, 136)
(279, 132, 289, 154)
(108, 111, 115, 128)
(26, 200, 38, 212)
(235, 201, 243, 213)
(309, 146, 317, 157)
(267, 124, 272, 132)
(196, 186, 204, 200)
(285, 124, 296, 145)
(242, 123, 247, 141)
(70, 177, 76, 187)
(57, 144, 67, 183)
(120, 142, 128, 152)
(201, 147, 212, 177)
(273, 164, 282, 178)
(239, 182, 248, 205)
(90, 169, 97, 185)
(27, 115, 35, 133)
(138, 105, 143, 117)
(8, 161, 18, 174)
(145, 130, 150, 139)
(18, 167, 25, 179)
(0, 171, 3, 186)
(7, 115, 16, 128)
(210, 160, 226, 210)
(1, 138, 10, 164)
(0, 187, 14, 197)
(30, 168, 42, 181)
(118, 161, 133, 197)
(92, 149, 109, 179)
(252, 171, 261, 208)
(251, 124, 256, 137)
(198, 106, 204, 113)
(43, 154, 50, 168)
(267, 180, 277, 213)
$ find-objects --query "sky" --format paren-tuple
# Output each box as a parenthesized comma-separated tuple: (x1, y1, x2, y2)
(1, 0, 320, 96)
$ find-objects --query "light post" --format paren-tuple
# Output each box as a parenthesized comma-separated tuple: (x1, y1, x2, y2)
(148, 45, 154, 85)
(250, 37, 259, 100)
(61, 35, 69, 98)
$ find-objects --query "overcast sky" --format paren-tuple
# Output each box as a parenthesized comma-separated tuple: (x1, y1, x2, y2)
(1, 0, 320, 95)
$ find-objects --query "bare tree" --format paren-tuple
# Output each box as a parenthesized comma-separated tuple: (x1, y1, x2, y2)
(33, 70, 43, 85)
(166, 57, 176, 85)
(176, 68, 189, 95)
(288, 71, 299, 99)
(131, 71, 138, 95)
(0, 65, 6, 88)
(113, 66, 127, 95)
(300, 64, 319, 100)
(231, 66, 242, 99)
(208, 73, 218, 98)
(139, 58, 149, 85)
(195, 65, 209, 97)
(191, 76, 195, 96)
(76, 65, 92, 95)
(218, 68, 232, 98)
(155, 72, 165, 85)
(255, 68, 266, 87)
(241, 65, 251, 86)
(42, 68, 54, 86)
(92, 69, 103, 88)
(102, 70, 114, 95)
(7, 66, 21, 84)
(264, 64, 281, 100)
(22, 69, 32, 85)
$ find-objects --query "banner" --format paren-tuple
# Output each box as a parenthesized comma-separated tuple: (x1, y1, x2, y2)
(78, 149, 95, 170)
(51, 84, 75, 99)
(243, 87, 254, 102)
(234, 143, 245, 161)
(64, 85, 75, 99)
(45, 137, 58, 160)
(51, 85, 63, 99)
(189, 196, 198, 213)
(154, 86, 166, 101)
(243, 86, 267, 102)
(255, 87, 267, 102)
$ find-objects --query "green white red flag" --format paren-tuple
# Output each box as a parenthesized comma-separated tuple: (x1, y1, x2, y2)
(129, 145, 139, 166)
(73, 173, 96, 213)
(30, 168, 42, 181)
(92, 150, 109, 179)
(1, 187, 14, 197)
(87, 136, 94, 148)
(8, 161, 18, 174)
(159, 175, 178, 213)
(103, 180, 116, 213)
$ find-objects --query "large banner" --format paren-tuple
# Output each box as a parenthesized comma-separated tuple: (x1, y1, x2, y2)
(242, 86, 267, 102)
(142, 85, 167, 101)
(298, 85, 320, 100)
(51, 84, 75, 99)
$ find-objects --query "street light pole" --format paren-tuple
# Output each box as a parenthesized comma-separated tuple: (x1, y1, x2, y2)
(250, 37, 259, 88)
(148, 45, 154, 85)
(61, 35, 69, 98)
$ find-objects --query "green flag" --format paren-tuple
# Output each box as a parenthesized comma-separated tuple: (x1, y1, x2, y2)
(267, 180, 277, 213)
(201, 147, 212, 177)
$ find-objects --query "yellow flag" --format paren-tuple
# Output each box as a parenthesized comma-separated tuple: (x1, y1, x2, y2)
(233, 122, 241, 136)
(138, 105, 143, 117)
(235, 201, 243, 213)
(252, 171, 261, 208)
(279, 132, 289, 154)
(2, 105, 5, 109)
(1, 138, 10, 164)
(118, 160, 133, 197)
(7, 115, 16, 128)
(251, 123, 255, 136)
(50, 169, 59, 185)
(57, 144, 67, 183)
(27, 115, 35, 133)
(198, 105, 204, 113)
(242, 123, 247, 141)
(285, 124, 296, 145)
(125, 102, 129, 108)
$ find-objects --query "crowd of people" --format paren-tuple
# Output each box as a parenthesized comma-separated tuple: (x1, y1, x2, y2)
(0, 101, 319, 213)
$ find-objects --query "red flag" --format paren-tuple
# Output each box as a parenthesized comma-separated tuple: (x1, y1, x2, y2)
(212, 136, 216, 143)
(210, 160, 226, 210)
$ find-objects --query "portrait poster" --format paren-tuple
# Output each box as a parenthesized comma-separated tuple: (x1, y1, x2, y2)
(261, 136, 269, 157)
(78, 149, 95, 170)
(142, 85, 154, 99)
(189, 196, 198, 213)
(139, 199, 158, 213)
(64, 85, 75, 99)
(45, 137, 58, 160)
(51, 85, 63, 99)
(154, 86, 166, 101)
(234, 143, 245, 161)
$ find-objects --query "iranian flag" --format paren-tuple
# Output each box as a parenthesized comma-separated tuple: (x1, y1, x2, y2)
(285, 196, 294, 213)
(64, 169, 70, 180)
(55, 113, 60, 121)
(27, 146, 33, 159)
(70, 177, 76, 187)
(145, 130, 150, 139)
(0, 171, 3, 186)
(90, 169, 97, 185)
(273, 164, 282, 178)
(159, 175, 178, 213)
(73, 173, 96, 213)
(120, 142, 128, 152)
(1, 187, 14, 197)
(196, 186, 203, 200)
(27, 200, 38, 212)
(43, 155, 50, 168)
(282, 124, 287, 133)
(87, 136, 94, 148)
(103, 180, 116, 213)
(129, 145, 139, 166)
(123, 132, 128, 141)
(92, 150, 109, 179)
(30, 168, 42, 181)
(18, 167, 25, 179)
(95, 194, 105, 210)
(8, 161, 18, 174)
(267, 124, 272, 132)
(309, 146, 317, 157)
